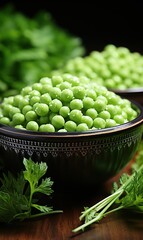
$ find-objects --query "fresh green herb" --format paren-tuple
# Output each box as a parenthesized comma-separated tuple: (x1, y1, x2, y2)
(0, 158, 62, 223)
(73, 141, 143, 233)
(0, 5, 85, 99)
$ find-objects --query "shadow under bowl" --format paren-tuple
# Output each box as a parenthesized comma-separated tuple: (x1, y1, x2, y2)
(0, 101, 143, 191)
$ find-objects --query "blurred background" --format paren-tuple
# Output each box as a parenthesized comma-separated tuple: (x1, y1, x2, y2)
(0, 0, 143, 54)
(0, 0, 143, 100)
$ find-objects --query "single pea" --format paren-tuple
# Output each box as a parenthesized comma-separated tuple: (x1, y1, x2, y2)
(113, 115, 125, 124)
(32, 83, 43, 92)
(12, 113, 25, 125)
(73, 86, 86, 99)
(85, 89, 97, 100)
(64, 120, 77, 132)
(26, 121, 39, 131)
(94, 99, 106, 112)
(51, 75, 63, 86)
(40, 93, 52, 105)
(76, 123, 89, 132)
(35, 103, 49, 117)
(58, 129, 67, 132)
(61, 89, 73, 102)
(15, 125, 25, 130)
(51, 115, 65, 129)
(49, 87, 61, 99)
(49, 99, 62, 113)
(70, 99, 83, 110)
(40, 77, 52, 85)
(69, 109, 82, 123)
(30, 96, 40, 106)
(83, 97, 94, 110)
(86, 108, 98, 119)
(25, 111, 37, 122)
(13, 95, 24, 107)
(22, 105, 33, 115)
(21, 86, 32, 96)
(81, 116, 93, 128)
(98, 110, 111, 120)
(39, 124, 55, 132)
(105, 119, 117, 128)
(0, 117, 10, 125)
(105, 78, 117, 89)
(59, 106, 70, 118)
(93, 118, 106, 129)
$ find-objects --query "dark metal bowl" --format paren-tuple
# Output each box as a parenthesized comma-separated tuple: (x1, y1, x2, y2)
(0, 101, 143, 191)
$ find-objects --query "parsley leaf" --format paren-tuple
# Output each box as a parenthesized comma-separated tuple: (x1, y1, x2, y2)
(0, 158, 62, 223)
(73, 141, 143, 233)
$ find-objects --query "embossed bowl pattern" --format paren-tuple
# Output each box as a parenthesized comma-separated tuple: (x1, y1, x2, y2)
(0, 101, 143, 190)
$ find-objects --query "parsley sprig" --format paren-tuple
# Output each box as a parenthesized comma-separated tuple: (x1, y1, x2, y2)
(73, 141, 143, 233)
(0, 158, 62, 223)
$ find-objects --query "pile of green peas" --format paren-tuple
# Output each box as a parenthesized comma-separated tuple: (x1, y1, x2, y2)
(0, 74, 138, 132)
(60, 44, 143, 90)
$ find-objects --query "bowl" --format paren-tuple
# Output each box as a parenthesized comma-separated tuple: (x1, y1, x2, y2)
(109, 88, 143, 106)
(0, 100, 143, 191)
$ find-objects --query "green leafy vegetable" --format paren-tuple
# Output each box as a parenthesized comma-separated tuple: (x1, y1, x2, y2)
(0, 158, 62, 223)
(73, 140, 143, 233)
(0, 5, 85, 99)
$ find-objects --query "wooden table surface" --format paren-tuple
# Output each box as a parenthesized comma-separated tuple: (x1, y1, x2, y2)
(0, 163, 143, 240)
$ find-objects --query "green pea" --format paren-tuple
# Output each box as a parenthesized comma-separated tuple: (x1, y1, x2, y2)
(40, 93, 52, 105)
(83, 97, 94, 110)
(59, 106, 70, 118)
(73, 86, 85, 99)
(39, 124, 55, 132)
(64, 120, 77, 132)
(12, 113, 25, 125)
(93, 118, 106, 129)
(70, 99, 83, 110)
(49, 99, 62, 113)
(0, 117, 10, 125)
(76, 123, 89, 132)
(61, 89, 73, 102)
(81, 116, 93, 128)
(86, 108, 98, 119)
(35, 103, 49, 117)
(26, 121, 39, 131)
(25, 111, 37, 122)
(51, 75, 63, 86)
(51, 115, 65, 129)
(69, 109, 82, 123)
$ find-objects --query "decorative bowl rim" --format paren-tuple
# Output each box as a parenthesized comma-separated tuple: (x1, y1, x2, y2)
(109, 87, 143, 94)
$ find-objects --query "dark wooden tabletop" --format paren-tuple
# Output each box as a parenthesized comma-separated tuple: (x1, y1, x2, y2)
(0, 162, 143, 240)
